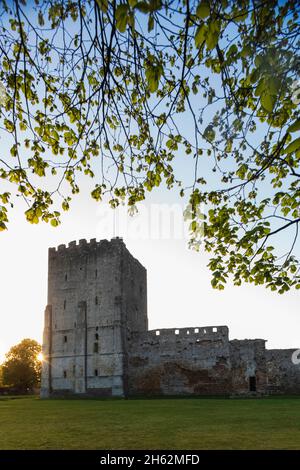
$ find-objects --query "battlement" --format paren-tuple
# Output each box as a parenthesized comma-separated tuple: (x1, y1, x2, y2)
(48, 236, 147, 275)
(132, 325, 229, 343)
(48, 237, 124, 255)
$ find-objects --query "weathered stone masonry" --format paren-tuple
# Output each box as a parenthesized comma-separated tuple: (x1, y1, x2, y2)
(41, 238, 300, 397)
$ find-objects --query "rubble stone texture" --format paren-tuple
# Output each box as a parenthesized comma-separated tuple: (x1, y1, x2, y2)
(41, 238, 300, 397)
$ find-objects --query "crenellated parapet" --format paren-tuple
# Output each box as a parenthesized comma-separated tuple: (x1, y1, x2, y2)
(151, 325, 228, 338)
(128, 325, 230, 359)
(132, 325, 229, 343)
(48, 236, 125, 257)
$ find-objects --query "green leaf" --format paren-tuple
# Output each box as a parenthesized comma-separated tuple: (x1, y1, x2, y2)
(236, 163, 248, 179)
(145, 63, 163, 93)
(255, 78, 265, 97)
(194, 23, 207, 48)
(135, 0, 162, 13)
(260, 93, 276, 113)
(234, 10, 248, 22)
(149, 0, 162, 11)
(95, 0, 108, 12)
(284, 138, 300, 155)
(62, 200, 69, 211)
(268, 77, 280, 95)
(38, 11, 45, 26)
(91, 185, 103, 201)
(196, 1, 210, 19)
(148, 14, 154, 32)
(287, 119, 300, 133)
(203, 125, 215, 142)
(50, 218, 59, 227)
(225, 139, 232, 152)
(4, 119, 14, 133)
(10, 144, 18, 157)
(115, 4, 129, 33)
(206, 20, 221, 50)
(135, 2, 150, 13)
(241, 45, 251, 58)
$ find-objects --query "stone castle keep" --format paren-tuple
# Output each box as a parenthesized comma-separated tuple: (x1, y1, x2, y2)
(41, 237, 300, 398)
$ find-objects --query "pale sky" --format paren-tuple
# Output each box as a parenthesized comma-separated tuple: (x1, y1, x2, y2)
(0, 185, 299, 363)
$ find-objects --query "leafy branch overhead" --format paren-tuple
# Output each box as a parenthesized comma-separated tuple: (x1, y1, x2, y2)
(0, 0, 299, 292)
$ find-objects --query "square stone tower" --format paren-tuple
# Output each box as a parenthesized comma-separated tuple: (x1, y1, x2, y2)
(41, 237, 147, 398)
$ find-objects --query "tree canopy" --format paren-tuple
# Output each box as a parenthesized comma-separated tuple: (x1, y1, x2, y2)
(0, 0, 299, 292)
(1, 338, 42, 392)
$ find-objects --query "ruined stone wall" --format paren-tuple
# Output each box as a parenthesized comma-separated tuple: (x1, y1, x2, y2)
(230, 339, 267, 395)
(127, 326, 232, 396)
(43, 237, 139, 397)
(266, 349, 300, 395)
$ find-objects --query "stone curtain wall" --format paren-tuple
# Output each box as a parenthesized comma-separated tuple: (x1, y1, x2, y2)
(127, 326, 232, 396)
(267, 349, 300, 395)
(230, 339, 267, 395)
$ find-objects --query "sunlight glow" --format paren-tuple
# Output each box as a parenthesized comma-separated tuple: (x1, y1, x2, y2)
(37, 352, 44, 362)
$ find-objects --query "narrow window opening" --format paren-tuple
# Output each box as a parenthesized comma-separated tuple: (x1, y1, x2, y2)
(64, 335, 67, 343)
(95, 326, 99, 331)
(213, 327, 218, 333)
(63, 370, 67, 378)
(65, 273, 67, 281)
(249, 376, 256, 392)
(94, 369, 98, 377)
(95, 296, 98, 305)
(175, 329, 179, 335)
(63, 300, 66, 310)
(93, 343, 99, 353)
(156, 331, 160, 336)
(194, 328, 199, 333)
(95, 333, 99, 340)
(95, 269, 98, 278)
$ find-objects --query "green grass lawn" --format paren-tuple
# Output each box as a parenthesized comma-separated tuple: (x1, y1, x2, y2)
(0, 396, 300, 449)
